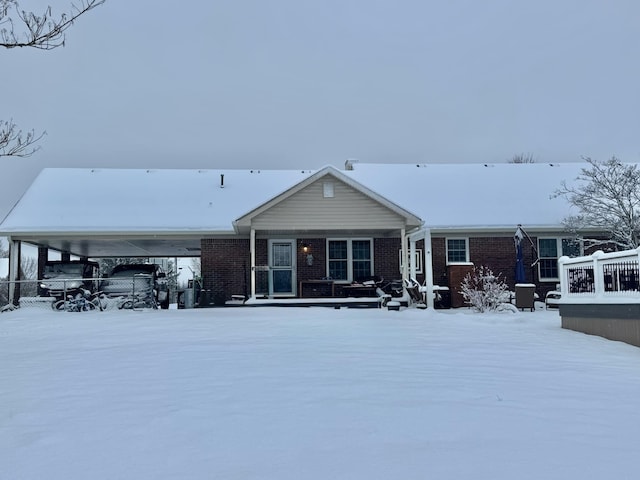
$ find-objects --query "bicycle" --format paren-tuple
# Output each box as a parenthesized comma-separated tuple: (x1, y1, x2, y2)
(117, 292, 157, 310)
(52, 289, 106, 312)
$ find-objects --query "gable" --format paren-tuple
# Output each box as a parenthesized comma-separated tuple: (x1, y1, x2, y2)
(239, 175, 414, 231)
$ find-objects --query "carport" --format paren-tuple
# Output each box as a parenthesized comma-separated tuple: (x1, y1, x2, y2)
(0, 167, 317, 303)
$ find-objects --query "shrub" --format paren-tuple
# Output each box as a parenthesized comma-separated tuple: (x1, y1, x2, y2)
(460, 265, 510, 312)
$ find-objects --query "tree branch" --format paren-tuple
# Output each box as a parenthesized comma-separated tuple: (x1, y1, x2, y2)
(0, 119, 46, 157)
(554, 157, 640, 250)
(0, 0, 105, 50)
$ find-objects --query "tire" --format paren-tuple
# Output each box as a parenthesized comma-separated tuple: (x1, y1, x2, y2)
(161, 295, 170, 310)
(91, 296, 105, 311)
(119, 300, 133, 310)
(53, 300, 66, 311)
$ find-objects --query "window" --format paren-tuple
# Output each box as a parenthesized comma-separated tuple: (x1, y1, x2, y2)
(399, 249, 423, 274)
(538, 238, 581, 281)
(446, 238, 468, 263)
(327, 239, 373, 282)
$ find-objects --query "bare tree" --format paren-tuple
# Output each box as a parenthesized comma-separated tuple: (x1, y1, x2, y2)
(553, 156, 640, 250)
(1, 0, 105, 49)
(508, 153, 536, 164)
(0, 119, 46, 157)
(0, 0, 105, 157)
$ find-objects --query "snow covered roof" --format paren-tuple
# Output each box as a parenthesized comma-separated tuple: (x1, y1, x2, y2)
(344, 162, 587, 230)
(0, 162, 593, 238)
(0, 167, 316, 234)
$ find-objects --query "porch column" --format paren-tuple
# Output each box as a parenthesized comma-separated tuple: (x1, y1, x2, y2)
(409, 238, 417, 280)
(401, 227, 408, 284)
(250, 228, 256, 299)
(423, 228, 434, 309)
(8, 238, 21, 306)
(408, 228, 434, 309)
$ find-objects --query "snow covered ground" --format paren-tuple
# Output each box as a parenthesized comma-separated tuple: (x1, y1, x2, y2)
(1, 305, 639, 480)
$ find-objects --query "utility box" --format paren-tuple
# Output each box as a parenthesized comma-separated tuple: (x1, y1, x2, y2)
(515, 283, 536, 312)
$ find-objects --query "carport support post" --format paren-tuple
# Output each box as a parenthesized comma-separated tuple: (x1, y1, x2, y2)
(250, 228, 256, 299)
(8, 238, 21, 306)
(37, 246, 48, 282)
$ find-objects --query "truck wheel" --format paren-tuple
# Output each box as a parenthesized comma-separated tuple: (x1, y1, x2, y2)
(161, 295, 170, 309)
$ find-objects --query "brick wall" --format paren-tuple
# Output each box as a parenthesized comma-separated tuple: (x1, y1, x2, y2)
(470, 237, 533, 288)
(201, 238, 250, 305)
(202, 236, 403, 302)
(296, 238, 326, 282)
(374, 237, 402, 282)
(432, 235, 557, 305)
(202, 234, 560, 305)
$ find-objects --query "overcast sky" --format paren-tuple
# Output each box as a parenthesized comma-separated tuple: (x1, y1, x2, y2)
(2, 0, 640, 217)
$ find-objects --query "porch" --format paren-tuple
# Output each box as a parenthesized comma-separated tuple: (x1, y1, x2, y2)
(242, 296, 384, 308)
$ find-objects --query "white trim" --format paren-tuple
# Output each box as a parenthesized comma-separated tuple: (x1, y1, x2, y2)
(399, 248, 423, 274)
(268, 239, 296, 297)
(538, 237, 582, 282)
(323, 181, 335, 198)
(326, 238, 374, 283)
(445, 237, 469, 264)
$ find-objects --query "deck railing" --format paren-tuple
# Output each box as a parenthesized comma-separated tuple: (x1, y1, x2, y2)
(559, 248, 640, 303)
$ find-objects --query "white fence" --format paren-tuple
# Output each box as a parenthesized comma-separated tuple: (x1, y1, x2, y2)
(558, 248, 640, 304)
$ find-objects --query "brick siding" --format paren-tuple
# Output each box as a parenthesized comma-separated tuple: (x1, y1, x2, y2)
(201, 238, 250, 305)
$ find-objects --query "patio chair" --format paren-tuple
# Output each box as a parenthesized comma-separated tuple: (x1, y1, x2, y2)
(404, 278, 427, 309)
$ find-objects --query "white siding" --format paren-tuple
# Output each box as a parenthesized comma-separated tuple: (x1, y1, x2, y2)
(251, 178, 407, 230)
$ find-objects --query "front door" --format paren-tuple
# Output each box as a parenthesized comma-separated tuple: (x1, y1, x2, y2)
(269, 240, 296, 296)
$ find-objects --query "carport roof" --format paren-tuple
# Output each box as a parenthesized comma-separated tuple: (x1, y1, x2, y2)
(0, 167, 318, 256)
(1, 167, 316, 234)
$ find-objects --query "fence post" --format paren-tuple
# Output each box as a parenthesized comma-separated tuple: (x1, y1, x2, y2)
(592, 250, 604, 300)
(558, 256, 568, 296)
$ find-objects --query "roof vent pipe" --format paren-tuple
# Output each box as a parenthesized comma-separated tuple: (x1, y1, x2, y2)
(220, 174, 224, 188)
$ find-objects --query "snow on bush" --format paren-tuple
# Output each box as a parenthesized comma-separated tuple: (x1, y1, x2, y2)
(460, 265, 512, 312)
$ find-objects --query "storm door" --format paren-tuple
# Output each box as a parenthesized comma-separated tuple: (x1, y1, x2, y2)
(268, 240, 296, 296)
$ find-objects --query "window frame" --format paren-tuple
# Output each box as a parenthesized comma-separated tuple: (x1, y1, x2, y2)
(446, 237, 469, 264)
(326, 238, 374, 283)
(399, 248, 423, 274)
(537, 237, 582, 282)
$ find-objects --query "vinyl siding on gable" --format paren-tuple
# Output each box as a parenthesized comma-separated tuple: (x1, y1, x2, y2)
(250, 178, 407, 230)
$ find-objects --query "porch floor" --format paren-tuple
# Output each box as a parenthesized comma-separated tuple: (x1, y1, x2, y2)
(236, 296, 383, 308)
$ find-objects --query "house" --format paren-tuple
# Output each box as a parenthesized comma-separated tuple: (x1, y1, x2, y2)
(0, 161, 596, 307)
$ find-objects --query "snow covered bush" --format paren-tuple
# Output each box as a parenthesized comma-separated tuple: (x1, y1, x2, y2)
(460, 266, 510, 312)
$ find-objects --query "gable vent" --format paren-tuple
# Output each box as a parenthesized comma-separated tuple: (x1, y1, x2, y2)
(323, 181, 334, 198)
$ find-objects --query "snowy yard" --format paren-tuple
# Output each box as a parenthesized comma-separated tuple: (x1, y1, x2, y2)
(1, 305, 639, 480)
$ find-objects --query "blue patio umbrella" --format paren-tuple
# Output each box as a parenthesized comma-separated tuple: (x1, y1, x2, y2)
(514, 226, 526, 283)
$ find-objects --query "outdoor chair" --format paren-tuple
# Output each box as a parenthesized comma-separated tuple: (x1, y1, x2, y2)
(545, 290, 561, 309)
(404, 278, 427, 309)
